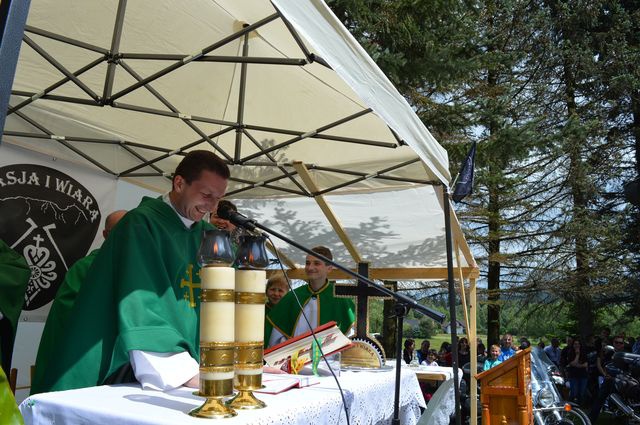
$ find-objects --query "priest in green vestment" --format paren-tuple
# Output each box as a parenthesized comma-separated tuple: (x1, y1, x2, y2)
(0, 239, 31, 375)
(265, 246, 355, 347)
(32, 210, 127, 392)
(31, 150, 230, 394)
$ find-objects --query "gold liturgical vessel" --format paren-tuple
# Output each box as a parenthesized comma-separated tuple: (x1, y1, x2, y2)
(190, 229, 237, 418)
(230, 234, 269, 409)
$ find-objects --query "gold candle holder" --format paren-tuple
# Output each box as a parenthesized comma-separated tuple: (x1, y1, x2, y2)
(190, 265, 237, 419)
(230, 269, 267, 409)
(232, 341, 265, 409)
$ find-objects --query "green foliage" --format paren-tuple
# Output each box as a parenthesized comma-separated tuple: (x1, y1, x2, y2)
(327, 0, 640, 342)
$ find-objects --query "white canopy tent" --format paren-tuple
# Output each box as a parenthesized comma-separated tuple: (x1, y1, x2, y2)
(2, 0, 481, 418)
(3, 0, 476, 276)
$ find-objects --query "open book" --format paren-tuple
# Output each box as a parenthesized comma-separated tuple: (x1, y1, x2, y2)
(255, 374, 321, 394)
(263, 321, 352, 370)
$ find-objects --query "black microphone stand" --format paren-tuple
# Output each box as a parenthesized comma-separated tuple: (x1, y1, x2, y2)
(239, 218, 446, 424)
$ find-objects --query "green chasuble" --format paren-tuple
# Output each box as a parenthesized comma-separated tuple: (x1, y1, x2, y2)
(31, 197, 210, 394)
(0, 239, 31, 373)
(32, 249, 99, 392)
(265, 281, 355, 343)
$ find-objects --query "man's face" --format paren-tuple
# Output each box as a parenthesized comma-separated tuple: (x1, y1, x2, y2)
(305, 255, 333, 283)
(172, 170, 227, 222)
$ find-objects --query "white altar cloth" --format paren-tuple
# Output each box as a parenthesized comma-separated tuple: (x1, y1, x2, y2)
(19, 369, 425, 425)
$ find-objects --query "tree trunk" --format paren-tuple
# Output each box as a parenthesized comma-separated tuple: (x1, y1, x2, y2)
(381, 281, 397, 358)
(487, 184, 501, 347)
(563, 55, 594, 340)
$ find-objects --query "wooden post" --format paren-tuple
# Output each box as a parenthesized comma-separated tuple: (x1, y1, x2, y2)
(470, 276, 478, 425)
(381, 281, 397, 357)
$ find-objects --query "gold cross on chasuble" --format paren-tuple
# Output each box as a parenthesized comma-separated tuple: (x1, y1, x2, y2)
(180, 264, 201, 308)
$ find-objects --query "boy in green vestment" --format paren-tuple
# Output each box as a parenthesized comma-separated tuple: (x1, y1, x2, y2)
(31, 151, 230, 394)
(0, 239, 31, 375)
(265, 246, 355, 347)
(32, 210, 127, 392)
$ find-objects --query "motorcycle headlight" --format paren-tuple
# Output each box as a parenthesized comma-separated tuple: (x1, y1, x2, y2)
(535, 388, 554, 408)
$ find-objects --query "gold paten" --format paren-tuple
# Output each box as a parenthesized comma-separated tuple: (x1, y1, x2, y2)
(235, 292, 267, 304)
(341, 338, 385, 368)
(201, 289, 235, 303)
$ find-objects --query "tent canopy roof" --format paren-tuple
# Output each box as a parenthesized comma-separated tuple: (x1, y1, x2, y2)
(5, 0, 476, 272)
(6, 0, 450, 199)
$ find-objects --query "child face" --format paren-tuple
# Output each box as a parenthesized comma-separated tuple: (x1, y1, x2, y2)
(428, 353, 437, 362)
(490, 346, 500, 358)
(266, 281, 288, 305)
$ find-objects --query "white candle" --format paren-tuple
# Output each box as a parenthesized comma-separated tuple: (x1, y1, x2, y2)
(200, 267, 235, 290)
(235, 270, 266, 292)
(235, 270, 266, 343)
(201, 371, 235, 380)
(200, 267, 235, 342)
(235, 304, 265, 342)
(201, 302, 235, 342)
(235, 368, 263, 376)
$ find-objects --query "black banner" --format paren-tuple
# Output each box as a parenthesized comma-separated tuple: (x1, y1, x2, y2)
(0, 164, 101, 310)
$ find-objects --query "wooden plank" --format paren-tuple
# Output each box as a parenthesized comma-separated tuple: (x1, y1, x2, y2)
(271, 266, 479, 280)
(455, 243, 470, 334)
(292, 162, 362, 263)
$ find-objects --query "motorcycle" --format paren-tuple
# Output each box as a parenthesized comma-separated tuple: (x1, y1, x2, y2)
(604, 351, 640, 423)
(530, 347, 591, 425)
(459, 349, 591, 424)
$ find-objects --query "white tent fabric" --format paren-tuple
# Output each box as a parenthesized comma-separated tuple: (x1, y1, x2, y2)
(238, 185, 469, 269)
(5, 0, 449, 198)
(3, 0, 474, 269)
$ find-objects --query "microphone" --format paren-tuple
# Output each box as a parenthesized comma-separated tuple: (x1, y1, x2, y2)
(217, 203, 257, 231)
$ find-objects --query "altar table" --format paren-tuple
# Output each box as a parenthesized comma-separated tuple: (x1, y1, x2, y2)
(409, 365, 457, 383)
(19, 368, 425, 425)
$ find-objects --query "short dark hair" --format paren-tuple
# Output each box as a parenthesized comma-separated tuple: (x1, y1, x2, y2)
(173, 150, 230, 187)
(216, 200, 237, 215)
(310, 246, 333, 263)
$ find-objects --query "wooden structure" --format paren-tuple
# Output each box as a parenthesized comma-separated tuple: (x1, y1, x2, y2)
(475, 348, 532, 425)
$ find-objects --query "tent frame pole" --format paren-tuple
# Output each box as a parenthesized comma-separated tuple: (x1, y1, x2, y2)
(293, 161, 363, 263)
(443, 185, 462, 425)
(234, 31, 250, 162)
(240, 108, 373, 162)
(108, 13, 280, 102)
(102, 0, 127, 101)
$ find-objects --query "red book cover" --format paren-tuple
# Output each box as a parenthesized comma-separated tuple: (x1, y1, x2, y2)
(263, 321, 352, 369)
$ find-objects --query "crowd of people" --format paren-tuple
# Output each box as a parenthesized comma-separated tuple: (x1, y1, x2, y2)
(403, 327, 640, 420)
(402, 332, 526, 370)
(538, 329, 640, 421)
